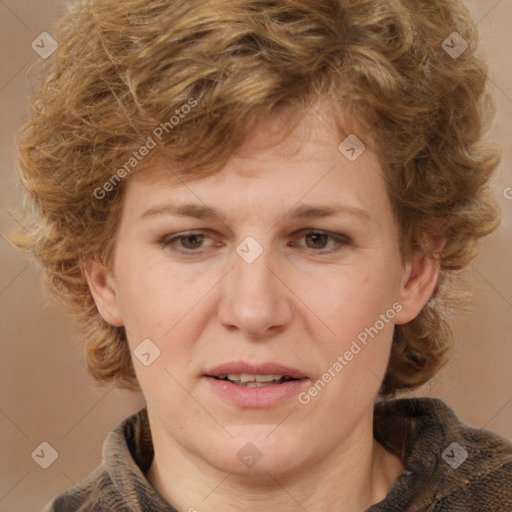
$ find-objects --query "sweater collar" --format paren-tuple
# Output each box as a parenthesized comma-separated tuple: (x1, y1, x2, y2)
(101, 397, 488, 510)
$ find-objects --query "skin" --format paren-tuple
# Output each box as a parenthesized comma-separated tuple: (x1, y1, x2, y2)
(85, 101, 441, 512)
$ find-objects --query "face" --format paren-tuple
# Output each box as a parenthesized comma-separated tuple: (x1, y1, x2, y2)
(88, 102, 434, 478)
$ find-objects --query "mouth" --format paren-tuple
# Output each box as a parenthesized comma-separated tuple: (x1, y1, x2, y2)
(203, 362, 310, 407)
(209, 373, 303, 387)
(204, 361, 309, 388)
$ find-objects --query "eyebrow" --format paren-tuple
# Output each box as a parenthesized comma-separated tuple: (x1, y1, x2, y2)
(139, 202, 370, 223)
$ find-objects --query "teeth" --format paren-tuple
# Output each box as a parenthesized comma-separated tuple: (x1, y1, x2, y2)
(229, 381, 282, 387)
(225, 373, 285, 383)
(245, 382, 275, 387)
(254, 374, 282, 382)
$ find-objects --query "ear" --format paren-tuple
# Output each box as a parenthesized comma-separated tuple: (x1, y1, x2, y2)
(394, 239, 446, 325)
(81, 256, 124, 327)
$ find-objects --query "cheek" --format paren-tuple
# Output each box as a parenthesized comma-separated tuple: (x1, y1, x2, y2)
(304, 263, 399, 327)
(298, 261, 401, 374)
(112, 249, 176, 339)
(114, 252, 214, 358)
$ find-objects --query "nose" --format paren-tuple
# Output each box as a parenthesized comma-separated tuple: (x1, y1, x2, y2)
(217, 244, 294, 339)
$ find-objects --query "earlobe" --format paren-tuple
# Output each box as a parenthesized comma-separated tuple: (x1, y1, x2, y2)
(395, 242, 445, 325)
(81, 257, 124, 327)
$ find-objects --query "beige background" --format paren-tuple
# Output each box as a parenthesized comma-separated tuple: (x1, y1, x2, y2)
(0, 1, 511, 511)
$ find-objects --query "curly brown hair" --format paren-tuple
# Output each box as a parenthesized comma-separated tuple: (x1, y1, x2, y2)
(10, 0, 500, 397)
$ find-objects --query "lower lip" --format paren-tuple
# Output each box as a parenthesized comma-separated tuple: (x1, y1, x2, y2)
(204, 376, 310, 408)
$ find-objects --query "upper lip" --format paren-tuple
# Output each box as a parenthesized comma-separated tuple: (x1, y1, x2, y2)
(205, 361, 309, 379)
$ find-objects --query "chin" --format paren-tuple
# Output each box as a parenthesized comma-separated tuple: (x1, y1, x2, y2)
(204, 428, 307, 477)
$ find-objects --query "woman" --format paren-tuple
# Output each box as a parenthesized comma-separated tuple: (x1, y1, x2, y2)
(11, 0, 511, 510)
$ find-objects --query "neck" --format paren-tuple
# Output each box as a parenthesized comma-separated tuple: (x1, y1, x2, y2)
(145, 410, 405, 512)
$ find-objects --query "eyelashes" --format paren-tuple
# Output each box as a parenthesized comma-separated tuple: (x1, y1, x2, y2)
(158, 229, 352, 256)
(290, 230, 351, 254)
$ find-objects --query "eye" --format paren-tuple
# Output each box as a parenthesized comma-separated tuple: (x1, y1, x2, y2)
(159, 232, 213, 252)
(292, 230, 351, 254)
(159, 229, 351, 255)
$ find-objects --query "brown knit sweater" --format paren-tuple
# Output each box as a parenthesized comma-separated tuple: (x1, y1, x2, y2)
(43, 397, 512, 511)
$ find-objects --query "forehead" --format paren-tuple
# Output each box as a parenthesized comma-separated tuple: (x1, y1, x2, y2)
(123, 103, 391, 229)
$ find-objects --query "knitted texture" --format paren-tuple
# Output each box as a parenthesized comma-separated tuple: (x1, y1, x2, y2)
(43, 398, 512, 511)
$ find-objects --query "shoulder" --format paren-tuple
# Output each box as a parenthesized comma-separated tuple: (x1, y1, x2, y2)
(373, 397, 512, 511)
(434, 409, 512, 511)
(41, 463, 129, 512)
(42, 407, 151, 512)
(431, 455, 512, 511)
